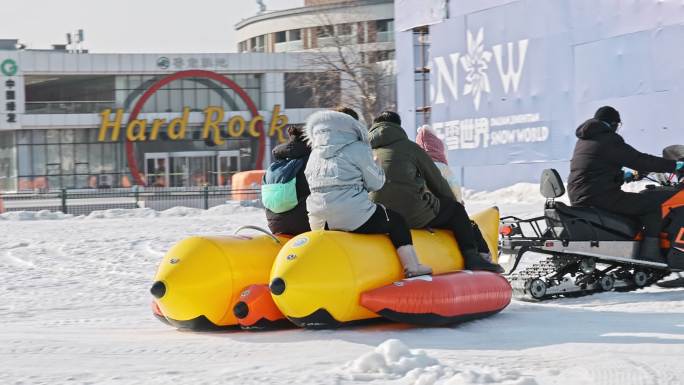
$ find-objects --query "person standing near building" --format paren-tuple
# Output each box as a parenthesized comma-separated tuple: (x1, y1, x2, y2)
(368, 111, 504, 273)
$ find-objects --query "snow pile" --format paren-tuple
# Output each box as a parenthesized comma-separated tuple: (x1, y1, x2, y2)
(340, 339, 536, 385)
(0, 209, 73, 221)
(204, 201, 262, 216)
(464, 183, 549, 205)
(340, 339, 441, 382)
(158, 206, 204, 217)
(83, 202, 260, 220)
(440, 370, 539, 385)
(86, 207, 159, 219)
(82, 202, 262, 220)
(0, 203, 263, 222)
(462, 175, 670, 205)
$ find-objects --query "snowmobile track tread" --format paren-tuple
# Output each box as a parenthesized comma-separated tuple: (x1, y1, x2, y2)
(507, 254, 671, 301)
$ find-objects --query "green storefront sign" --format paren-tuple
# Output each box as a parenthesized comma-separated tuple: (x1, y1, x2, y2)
(1, 59, 18, 76)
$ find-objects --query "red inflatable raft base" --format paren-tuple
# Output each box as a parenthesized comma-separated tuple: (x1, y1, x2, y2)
(360, 271, 512, 326)
(151, 301, 170, 326)
(233, 284, 292, 330)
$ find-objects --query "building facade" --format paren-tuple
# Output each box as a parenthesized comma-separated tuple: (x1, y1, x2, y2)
(236, 0, 397, 127)
(0, 44, 333, 192)
(235, 0, 394, 62)
(395, 0, 683, 190)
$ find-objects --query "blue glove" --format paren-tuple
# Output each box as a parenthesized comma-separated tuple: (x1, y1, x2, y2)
(677, 161, 684, 171)
(623, 169, 636, 183)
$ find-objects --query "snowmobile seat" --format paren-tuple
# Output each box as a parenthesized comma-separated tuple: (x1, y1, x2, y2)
(539, 168, 641, 240)
(547, 202, 642, 240)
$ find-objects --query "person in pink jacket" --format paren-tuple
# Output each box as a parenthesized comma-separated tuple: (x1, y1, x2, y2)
(415, 124, 500, 263)
(415, 125, 463, 203)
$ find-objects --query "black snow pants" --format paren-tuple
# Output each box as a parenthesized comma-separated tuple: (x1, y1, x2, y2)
(351, 204, 413, 248)
(427, 198, 481, 255)
(590, 190, 676, 237)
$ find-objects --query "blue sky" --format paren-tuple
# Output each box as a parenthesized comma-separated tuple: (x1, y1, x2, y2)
(0, 0, 303, 53)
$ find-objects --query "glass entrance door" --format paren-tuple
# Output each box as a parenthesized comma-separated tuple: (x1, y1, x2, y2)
(145, 151, 237, 187)
(144, 152, 169, 187)
(167, 151, 217, 187)
(217, 151, 241, 186)
(187, 155, 216, 186)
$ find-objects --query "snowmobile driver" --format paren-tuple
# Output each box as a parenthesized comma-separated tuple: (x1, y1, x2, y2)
(567, 106, 684, 263)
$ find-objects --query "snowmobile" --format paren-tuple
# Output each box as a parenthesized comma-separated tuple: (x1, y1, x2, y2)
(499, 145, 684, 300)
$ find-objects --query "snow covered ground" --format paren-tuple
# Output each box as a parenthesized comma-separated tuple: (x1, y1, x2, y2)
(1, 183, 683, 385)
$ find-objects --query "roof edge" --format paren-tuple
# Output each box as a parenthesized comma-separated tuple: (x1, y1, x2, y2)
(235, 0, 392, 30)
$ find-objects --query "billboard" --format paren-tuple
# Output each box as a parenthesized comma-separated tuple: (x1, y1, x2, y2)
(397, 0, 684, 188)
(430, 0, 574, 169)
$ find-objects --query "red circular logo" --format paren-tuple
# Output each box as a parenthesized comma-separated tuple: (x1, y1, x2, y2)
(125, 70, 265, 186)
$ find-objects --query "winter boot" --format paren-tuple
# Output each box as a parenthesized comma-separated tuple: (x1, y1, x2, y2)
(397, 245, 432, 278)
(463, 249, 505, 273)
(638, 237, 666, 264)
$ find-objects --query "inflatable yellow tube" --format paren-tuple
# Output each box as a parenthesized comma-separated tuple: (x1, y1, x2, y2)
(151, 231, 285, 330)
(475, 206, 501, 263)
(269, 207, 500, 328)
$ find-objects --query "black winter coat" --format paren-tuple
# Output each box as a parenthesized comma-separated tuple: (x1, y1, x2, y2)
(567, 119, 676, 206)
(265, 138, 312, 235)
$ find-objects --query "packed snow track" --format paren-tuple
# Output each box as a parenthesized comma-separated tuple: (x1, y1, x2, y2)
(1, 185, 683, 385)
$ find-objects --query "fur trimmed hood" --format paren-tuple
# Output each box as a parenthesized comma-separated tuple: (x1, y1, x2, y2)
(303, 111, 369, 159)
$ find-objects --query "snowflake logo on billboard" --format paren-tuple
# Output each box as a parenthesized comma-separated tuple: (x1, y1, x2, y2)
(460, 28, 492, 110)
(431, 28, 529, 112)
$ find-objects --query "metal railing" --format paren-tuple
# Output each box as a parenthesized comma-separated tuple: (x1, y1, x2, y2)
(0, 186, 262, 216)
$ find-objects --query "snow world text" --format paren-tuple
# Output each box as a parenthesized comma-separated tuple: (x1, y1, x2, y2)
(433, 113, 549, 150)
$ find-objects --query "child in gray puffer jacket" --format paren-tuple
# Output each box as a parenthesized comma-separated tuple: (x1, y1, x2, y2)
(303, 108, 431, 277)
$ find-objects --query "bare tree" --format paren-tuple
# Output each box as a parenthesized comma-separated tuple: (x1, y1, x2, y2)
(287, 1, 396, 125)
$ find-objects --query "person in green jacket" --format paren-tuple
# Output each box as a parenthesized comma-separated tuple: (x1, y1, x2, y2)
(368, 111, 503, 273)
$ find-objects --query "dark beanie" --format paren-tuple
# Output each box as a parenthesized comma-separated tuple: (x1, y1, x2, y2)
(594, 106, 621, 124)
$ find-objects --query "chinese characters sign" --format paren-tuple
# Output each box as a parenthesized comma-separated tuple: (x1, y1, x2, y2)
(4, 78, 17, 123)
(433, 113, 549, 151)
(157, 56, 234, 71)
(0, 55, 23, 130)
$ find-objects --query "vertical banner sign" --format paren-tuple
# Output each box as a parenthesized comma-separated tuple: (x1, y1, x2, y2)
(0, 53, 23, 130)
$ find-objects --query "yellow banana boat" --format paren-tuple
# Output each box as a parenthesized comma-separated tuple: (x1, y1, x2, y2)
(269, 207, 501, 328)
(150, 226, 286, 330)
